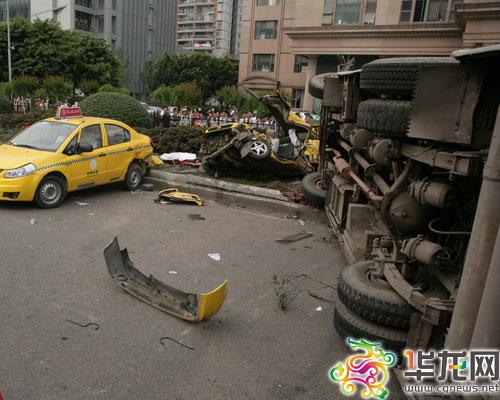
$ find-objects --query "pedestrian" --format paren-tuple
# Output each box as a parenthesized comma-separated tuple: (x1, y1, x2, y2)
(161, 107, 171, 128)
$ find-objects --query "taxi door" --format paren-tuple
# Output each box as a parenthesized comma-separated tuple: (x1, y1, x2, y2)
(103, 124, 134, 182)
(65, 124, 108, 191)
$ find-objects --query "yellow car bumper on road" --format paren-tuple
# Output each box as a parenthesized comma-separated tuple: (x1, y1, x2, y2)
(0, 174, 40, 202)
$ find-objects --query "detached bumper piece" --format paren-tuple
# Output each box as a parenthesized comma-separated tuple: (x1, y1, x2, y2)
(155, 188, 204, 206)
(104, 237, 227, 322)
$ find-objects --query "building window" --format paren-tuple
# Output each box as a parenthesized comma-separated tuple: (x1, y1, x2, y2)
(294, 56, 308, 73)
(256, 0, 280, 6)
(292, 89, 304, 109)
(75, 11, 92, 31)
(400, 0, 452, 23)
(323, 0, 377, 25)
(112, 0, 117, 10)
(112, 16, 116, 34)
(335, 0, 363, 25)
(76, 0, 93, 8)
(323, 0, 334, 25)
(97, 15, 104, 33)
(254, 21, 278, 39)
(252, 54, 275, 72)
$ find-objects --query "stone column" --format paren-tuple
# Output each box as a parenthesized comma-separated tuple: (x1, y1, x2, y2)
(303, 55, 318, 112)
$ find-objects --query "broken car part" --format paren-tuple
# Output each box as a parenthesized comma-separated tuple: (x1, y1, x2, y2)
(276, 231, 313, 244)
(155, 188, 204, 206)
(104, 237, 227, 322)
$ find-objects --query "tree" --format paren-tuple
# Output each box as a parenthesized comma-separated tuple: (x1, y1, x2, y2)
(98, 83, 130, 95)
(215, 86, 247, 111)
(0, 18, 122, 87)
(42, 76, 73, 103)
(150, 82, 203, 108)
(147, 53, 238, 100)
(79, 79, 100, 96)
(9, 76, 39, 98)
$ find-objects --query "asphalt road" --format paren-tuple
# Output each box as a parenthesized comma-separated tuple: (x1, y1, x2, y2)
(0, 185, 352, 399)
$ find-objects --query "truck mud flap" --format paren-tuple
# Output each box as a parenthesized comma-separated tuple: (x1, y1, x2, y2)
(104, 237, 227, 322)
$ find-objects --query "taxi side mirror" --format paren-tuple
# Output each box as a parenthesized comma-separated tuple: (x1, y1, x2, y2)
(77, 143, 93, 154)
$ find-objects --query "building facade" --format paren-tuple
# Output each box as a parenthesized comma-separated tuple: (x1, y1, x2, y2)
(31, 0, 177, 98)
(0, 0, 30, 22)
(177, 0, 242, 57)
(238, 0, 500, 111)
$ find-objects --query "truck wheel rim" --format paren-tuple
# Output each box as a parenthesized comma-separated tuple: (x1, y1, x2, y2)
(251, 141, 267, 155)
(41, 182, 61, 204)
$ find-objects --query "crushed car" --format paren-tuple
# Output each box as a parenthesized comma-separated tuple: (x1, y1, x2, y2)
(199, 90, 318, 176)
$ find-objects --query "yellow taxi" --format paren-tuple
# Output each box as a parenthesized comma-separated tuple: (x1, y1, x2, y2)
(0, 106, 153, 208)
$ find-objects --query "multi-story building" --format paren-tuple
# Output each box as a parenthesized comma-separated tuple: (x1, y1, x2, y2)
(31, 0, 177, 98)
(239, 0, 500, 111)
(0, 0, 30, 22)
(177, 0, 242, 57)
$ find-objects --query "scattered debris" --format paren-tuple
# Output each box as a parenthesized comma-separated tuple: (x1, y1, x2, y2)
(160, 152, 197, 162)
(160, 336, 195, 351)
(30, 218, 36, 225)
(169, 271, 178, 275)
(276, 231, 313, 244)
(142, 183, 154, 192)
(104, 237, 228, 322)
(154, 188, 204, 206)
(61, 336, 69, 341)
(188, 214, 206, 221)
(65, 319, 100, 331)
(208, 253, 221, 262)
(298, 219, 305, 226)
(272, 273, 336, 312)
(74, 201, 89, 206)
(315, 306, 323, 312)
(304, 245, 313, 249)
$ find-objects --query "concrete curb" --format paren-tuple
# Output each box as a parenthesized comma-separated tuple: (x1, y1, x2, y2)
(150, 170, 289, 201)
(144, 171, 327, 225)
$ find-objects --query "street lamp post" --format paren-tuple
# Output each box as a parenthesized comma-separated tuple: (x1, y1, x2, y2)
(6, 0, 13, 81)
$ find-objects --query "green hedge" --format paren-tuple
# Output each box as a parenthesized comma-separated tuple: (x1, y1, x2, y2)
(139, 126, 203, 155)
(0, 95, 12, 113)
(0, 109, 56, 131)
(80, 92, 151, 128)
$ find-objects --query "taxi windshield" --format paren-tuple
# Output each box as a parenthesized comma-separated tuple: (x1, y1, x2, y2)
(9, 121, 77, 152)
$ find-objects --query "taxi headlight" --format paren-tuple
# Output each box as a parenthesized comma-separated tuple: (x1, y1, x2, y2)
(4, 163, 37, 179)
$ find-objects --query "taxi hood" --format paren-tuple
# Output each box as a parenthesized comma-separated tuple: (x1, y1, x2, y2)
(0, 144, 49, 170)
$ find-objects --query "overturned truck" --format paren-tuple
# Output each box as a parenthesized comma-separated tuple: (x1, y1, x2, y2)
(307, 44, 500, 351)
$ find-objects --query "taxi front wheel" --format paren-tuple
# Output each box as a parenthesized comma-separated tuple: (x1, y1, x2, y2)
(35, 175, 67, 209)
(123, 163, 143, 191)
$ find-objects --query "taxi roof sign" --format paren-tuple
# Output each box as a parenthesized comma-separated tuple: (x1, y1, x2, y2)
(56, 106, 82, 119)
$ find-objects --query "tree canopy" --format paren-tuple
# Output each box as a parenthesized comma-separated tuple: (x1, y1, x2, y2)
(0, 18, 122, 87)
(147, 53, 238, 100)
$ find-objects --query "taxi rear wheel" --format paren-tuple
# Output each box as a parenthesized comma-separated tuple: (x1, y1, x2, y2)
(124, 163, 143, 191)
(35, 175, 67, 209)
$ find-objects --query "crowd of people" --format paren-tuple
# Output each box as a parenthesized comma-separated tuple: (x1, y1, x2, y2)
(160, 108, 278, 131)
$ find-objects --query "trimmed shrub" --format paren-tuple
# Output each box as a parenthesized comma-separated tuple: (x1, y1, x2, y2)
(0, 95, 13, 113)
(139, 125, 203, 155)
(0, 109, 56, 131)
(81, 92, 151, 128)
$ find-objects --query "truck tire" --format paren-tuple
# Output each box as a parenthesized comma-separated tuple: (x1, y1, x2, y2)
(334, 302, 408, 353)
(357, 99, 411, 135)
(301, 172, 326, 206)
(360, 57, 459, 97)
(338, 261, 412, 329)
(308, 72, 338, 100)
